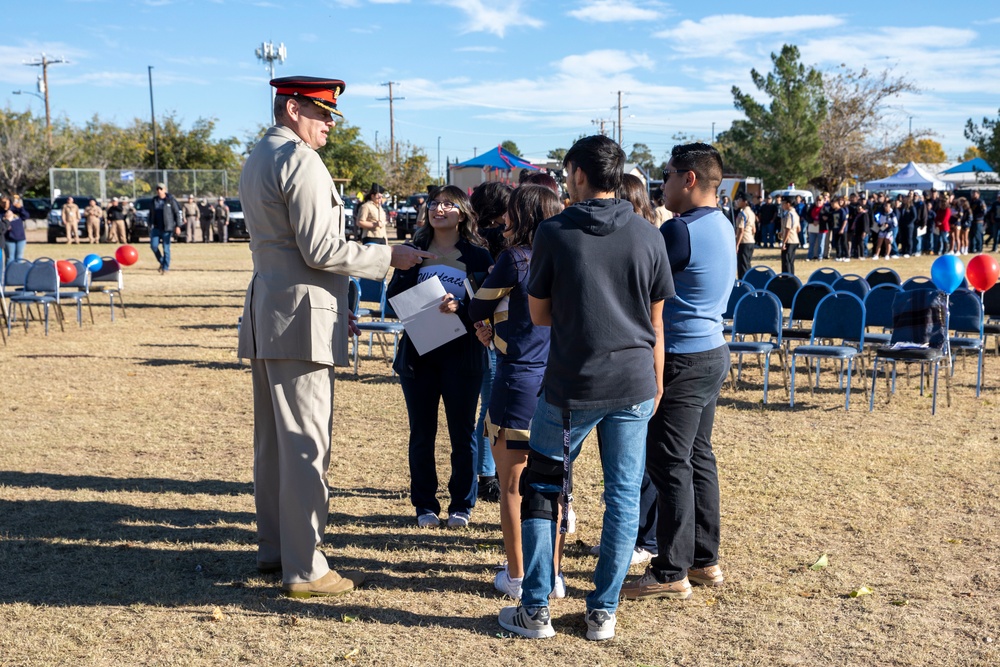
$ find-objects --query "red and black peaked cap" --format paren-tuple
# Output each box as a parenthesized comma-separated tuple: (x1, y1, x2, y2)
(270, 76, 346, 117)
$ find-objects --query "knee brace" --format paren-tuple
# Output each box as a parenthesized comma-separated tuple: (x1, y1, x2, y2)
(519, 450, 564, 522)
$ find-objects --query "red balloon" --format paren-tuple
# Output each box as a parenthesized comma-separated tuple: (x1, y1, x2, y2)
(966, 254, 1000, 292)
(56, 260, 77, 284)
(115, 245, 139, 266)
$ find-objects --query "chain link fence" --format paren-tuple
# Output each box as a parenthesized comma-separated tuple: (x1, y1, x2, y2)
(49, 169, 230, 202)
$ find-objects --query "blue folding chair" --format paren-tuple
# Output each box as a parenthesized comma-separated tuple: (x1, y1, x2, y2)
(807, 267, 841, 286)
(790, 292, 866, 410)
(723, 280, 754, 337)
(832, 274, 870, 301)
(727, 290, 787, 404)
(356, 277, 387, 321)
(902, 275, 934, 292)
(90, 257, 126, 321)
(948, 288, 985, 398)
(59, 258, 95, 326)
(743, 265, 775, 292)
(782, 282, 833, 350)
(764, 273, 802, 311)
(870, 289, 948, 414)
(865, 267, 901, 289)
(354, 281, 404, 376)
(862, 283, 902, 348)
(9, 261, 65, 335)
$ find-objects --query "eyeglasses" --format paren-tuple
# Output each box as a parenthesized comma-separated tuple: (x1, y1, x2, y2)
(662, 168, 690, 182)
(428, 200, 457, 211)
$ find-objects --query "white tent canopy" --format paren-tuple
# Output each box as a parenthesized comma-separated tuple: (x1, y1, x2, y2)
(864, 161, 953, 191)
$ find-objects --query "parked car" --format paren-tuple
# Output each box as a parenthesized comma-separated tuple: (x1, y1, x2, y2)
(130, 197, 154, 243)
(225, 198, 249, 240)
(47, 195, 100, 243)
(395, 193, 427, 240)
(22, 197, 51, 220)
(344, 196, 360, 240)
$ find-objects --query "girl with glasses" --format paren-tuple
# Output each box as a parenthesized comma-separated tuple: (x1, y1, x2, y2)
(387, 185, 494, 529)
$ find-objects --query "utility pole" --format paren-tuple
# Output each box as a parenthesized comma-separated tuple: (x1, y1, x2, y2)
(255, 41, 286, 123)
(711, 122, 716, 143)
(24, 53, 68, 147)
(616, 91, 629, 145)
(378, 81, 404, 163)
(148, 66, 159, 174)
(437, 136, 442, 183)
(908, 116, 913, 138)
(592, 118, 610, 136)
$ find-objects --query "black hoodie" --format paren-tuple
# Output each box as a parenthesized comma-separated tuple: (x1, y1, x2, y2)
(527, 198, 674, 410)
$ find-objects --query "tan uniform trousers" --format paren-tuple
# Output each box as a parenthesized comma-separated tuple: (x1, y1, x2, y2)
(251, 358, 335, 585)
(109, 220, 127, 244)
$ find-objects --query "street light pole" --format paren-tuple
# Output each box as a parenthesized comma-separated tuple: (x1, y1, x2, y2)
(255, 41, 287, 124)
(148, 66, 159, 175)
(437, 136, 441, 183)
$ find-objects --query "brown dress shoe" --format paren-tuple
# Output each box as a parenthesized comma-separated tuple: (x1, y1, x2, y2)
(257, 560, 282, 575)
(688, 565, 724, 587)
(282, 569, 360, 599)
(621, 567, 692, 600)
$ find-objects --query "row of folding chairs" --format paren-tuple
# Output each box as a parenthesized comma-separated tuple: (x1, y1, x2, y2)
(1, 257, 125, 340)
(743, 265, 907, 293)
(726, 280, 987, 414)
(348, 276, 403, 376)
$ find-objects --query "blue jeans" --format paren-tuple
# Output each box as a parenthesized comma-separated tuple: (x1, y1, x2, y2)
(474, 348, 497, 477)
(5, 239, 26, 266)
(150, 228, 172, 270)
(521, 393, 654, 613)
(807, 231, 825, 260)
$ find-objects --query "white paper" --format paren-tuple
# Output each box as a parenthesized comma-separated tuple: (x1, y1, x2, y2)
(388, 275, 466, 355)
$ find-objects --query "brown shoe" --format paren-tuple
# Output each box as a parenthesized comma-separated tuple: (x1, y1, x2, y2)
(621, 567, 692, 600)
(282, 569, 361, 599)
(257, 560, 282, 575)
(688, 565, 724, 587)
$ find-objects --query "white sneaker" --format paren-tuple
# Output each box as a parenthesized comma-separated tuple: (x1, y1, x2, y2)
(498, 605, 555, 639)
(417, 513, 439, 528)
(585, 609, 616, 641)
(447, 511, 470, 528)
(551, 572, 567, 599)
(494, 567, 523, 599)
(631, 547, 656, 565)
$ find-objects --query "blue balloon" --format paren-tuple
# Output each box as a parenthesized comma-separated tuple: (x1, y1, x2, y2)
(930, 255, 965, 294)
(83, 254, 103, 272)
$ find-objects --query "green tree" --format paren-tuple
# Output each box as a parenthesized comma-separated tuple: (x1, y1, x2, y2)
(965, 109, 1000, 170)
(961, 145, 982, 162)
(378, 142, 431, 197)
(628, 142, 656, 176)
(546, 147, 567, 163)
(0, 107, 74, 195)
(316, 122, 383, 193)
(719, 44, 826, 190)
(500, 140, 522, 157)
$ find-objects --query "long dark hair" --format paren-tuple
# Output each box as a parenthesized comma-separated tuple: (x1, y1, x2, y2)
(619, 173, 656, 224)
(470, 182, 512, 228)
(506, 185, 562, 253)
(413, 185, 483, 247)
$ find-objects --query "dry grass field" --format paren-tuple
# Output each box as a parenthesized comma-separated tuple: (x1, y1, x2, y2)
(0, 236, 997, 666)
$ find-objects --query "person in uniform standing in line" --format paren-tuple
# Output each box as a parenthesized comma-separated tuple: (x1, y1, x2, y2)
(214, 197, 230, 243)
(198, 198, 214, 242)
(106, 197, 127, 244)
(356, 183, 388, 245)
(62, 197, 81, 244)
(84, 199, 104, 244)
(182, 195, 200, 243)
(237, 75, 432, 598)
(733, 192, 756, 279)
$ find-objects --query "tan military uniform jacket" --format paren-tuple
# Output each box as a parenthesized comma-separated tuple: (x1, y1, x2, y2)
(62, 203, 80, 224)
(237, 124, 391, 366)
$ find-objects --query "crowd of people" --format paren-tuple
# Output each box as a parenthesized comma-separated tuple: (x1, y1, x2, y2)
(736, 188, 1000, 279)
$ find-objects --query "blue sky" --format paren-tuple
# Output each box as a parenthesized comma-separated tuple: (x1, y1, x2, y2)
(4, 0, 1000, 179)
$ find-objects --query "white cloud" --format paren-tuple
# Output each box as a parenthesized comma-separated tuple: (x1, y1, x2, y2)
(0, 43, 89, 86)
(454, 46, 501, 53)
(556, 50, 654, 77)
(655, 14, 844, 56)
(435, 0, 543, 37)
(369, 0, 409, 3)
(569, 0, 663, 23)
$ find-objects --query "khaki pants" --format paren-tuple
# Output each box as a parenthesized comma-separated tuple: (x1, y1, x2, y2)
(251, 358, 336, 584)
(87, 219, 100, 243)
(185, 216, 198, 243)
(65, 219, 80, 243)
(109, 220, 127, 244)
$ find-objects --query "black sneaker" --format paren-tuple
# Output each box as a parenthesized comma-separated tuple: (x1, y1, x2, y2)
(478, 476, 501, 503)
